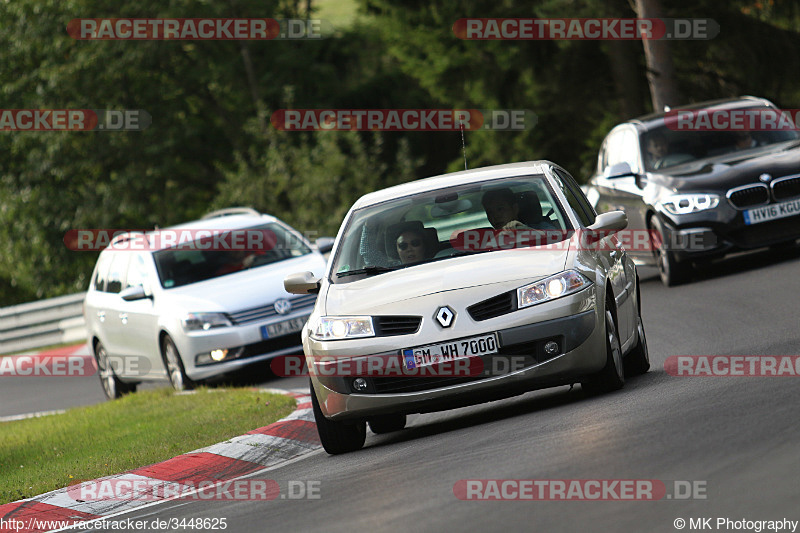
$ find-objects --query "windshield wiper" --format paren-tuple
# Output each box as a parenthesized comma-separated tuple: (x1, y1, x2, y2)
(336, 265, 397, 278)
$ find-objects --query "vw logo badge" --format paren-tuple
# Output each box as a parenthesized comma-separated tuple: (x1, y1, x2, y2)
(274, 299, 292, 315)
(435, 306, 455, 328)
(759, 173, 772, 183)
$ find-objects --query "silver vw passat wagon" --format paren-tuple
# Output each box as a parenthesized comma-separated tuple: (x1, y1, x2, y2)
(84, 208, 329, 399)
(285, 162, 649, 454)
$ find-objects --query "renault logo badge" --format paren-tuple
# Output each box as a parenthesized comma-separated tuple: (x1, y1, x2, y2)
(435, 306, 455, 328)
(274, 299, 292, 315)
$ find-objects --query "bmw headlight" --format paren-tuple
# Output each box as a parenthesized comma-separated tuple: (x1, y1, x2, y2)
(182, 312, 232, 331)
(517, 270, 592, 309)
(310, 316, 375, 340)
(659, 194, 719, 215)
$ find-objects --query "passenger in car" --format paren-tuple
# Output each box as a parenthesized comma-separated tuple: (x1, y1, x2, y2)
(481, 188, 531, 231)
(392, 221, 436, 264)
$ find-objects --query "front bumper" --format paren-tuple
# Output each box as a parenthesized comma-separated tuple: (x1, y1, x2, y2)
(175, 310, 311, 381)
(310, 292, 606, 420)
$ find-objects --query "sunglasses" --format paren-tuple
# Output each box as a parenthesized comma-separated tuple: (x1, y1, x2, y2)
(397, 239, 423, 251)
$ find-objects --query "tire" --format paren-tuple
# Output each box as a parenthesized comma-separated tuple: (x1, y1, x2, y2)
(310, 379, 366, 454)
(581, 309, 625, 394)
(368, 414, 407, 434)
(624, 276, 650, 376)
(94, 341, 136, 400)
(162, 335, 195, 391)
(650, 216, 691, 286)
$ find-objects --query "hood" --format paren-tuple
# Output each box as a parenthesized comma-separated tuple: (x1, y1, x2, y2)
(162, 253, 327, 313)
(651, 140, 800, 192)
(324, 247, 570, 315)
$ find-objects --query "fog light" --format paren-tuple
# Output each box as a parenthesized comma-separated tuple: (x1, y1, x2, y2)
(210, 349, 228, 362)
(544, 341, 559, 355)
(352, 378, 368, 391)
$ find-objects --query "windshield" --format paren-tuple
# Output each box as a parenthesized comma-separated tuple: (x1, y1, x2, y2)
(153, 223, 311, 288)
(643, 109, 800, 172)
(330, 175, 571, 283)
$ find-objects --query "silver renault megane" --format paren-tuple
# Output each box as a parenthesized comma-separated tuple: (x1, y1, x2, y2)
(285, 161, 649, 454)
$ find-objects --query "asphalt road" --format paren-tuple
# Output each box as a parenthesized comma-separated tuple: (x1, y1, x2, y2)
(60, 246, 800, 533)
(6, 246, 800, 532)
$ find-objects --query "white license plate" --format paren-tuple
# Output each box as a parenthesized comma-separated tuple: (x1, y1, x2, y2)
(402, 333, 498, 370)
(743, 198, 800, 225)
(261, 316, 308, 339)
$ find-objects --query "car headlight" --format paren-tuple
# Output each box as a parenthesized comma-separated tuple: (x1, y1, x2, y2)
(517, 270, 591, 309)
(310, 316, 375, 340)
(181, 312, 232, 331)
(659, 194, 719, 215)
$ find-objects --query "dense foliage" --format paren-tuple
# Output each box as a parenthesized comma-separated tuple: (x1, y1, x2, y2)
(1, 0, 799, 303)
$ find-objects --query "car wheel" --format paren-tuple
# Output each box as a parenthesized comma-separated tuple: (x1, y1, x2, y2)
(624, 276, 650, 376)
(650, 216, 690, 286)
(368, 414, 407, 434)
(94, 341, 136, 400)
(582, 309, 625, 394)
(310, 379, 366, 454)
(162, 335, 195, 391)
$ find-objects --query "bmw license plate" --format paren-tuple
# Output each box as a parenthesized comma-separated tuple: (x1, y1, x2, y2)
(261, 316, 309, 339)
(403, 333, 498, 370)
(743, 198, 800, 225)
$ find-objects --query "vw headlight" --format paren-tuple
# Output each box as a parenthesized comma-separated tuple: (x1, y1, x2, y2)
(182, 312, 232, 331)
(310, 316, 375, 340)
(659, 194, 719, 215)
(517, 270, 591, 309)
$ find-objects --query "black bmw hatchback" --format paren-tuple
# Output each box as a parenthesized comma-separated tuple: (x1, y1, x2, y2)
(586, 96, 800, 286)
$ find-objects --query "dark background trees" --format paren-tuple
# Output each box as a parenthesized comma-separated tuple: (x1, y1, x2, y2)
(1, 0, 799, 304)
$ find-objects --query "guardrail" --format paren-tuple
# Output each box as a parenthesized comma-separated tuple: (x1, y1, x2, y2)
(0, 292, 87, 354)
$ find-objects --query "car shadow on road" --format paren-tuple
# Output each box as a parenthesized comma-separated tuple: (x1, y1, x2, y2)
(639, 243, 800, 287)
(366, 371, 663, 450)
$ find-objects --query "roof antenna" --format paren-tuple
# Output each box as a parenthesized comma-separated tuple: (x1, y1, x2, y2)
(460, 119, 468, 170)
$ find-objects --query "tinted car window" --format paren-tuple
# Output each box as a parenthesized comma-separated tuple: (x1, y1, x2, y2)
(105, 252, 129, 294)
(92, 252, 112, 292)
(553, 169, 596, 227)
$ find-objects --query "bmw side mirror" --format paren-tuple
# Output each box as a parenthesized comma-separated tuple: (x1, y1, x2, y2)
(284, 271, 321, 294)
(588, 211, 628, 233)
(604, 162, 636, 179)
(120, 285, 150, 302)
(315, 237, 335, 254)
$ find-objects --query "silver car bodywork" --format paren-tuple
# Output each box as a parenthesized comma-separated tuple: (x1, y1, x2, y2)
(287, 161, 648, 453)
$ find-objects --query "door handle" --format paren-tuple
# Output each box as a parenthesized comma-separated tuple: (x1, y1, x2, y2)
(97, 310, 105, 322)
(119, 313, 128, 325)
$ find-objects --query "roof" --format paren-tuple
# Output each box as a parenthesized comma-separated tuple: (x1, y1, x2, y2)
(352, 160, 553, 209)
(627, 96, 775, 130)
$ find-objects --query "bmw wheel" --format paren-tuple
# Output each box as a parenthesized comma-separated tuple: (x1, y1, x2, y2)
(162, 335, 195, 391)
(311, 379, 366, 454)
(94, 341, 136, 400)
(650, 216, 690, 286)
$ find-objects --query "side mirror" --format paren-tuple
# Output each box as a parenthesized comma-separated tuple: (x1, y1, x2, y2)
(315, 237, 335, 254)
(284, 271, 321, 295)
(120, 285, 149, 302)
(588, 211, 628, 233)
(604, 162, 636, 179)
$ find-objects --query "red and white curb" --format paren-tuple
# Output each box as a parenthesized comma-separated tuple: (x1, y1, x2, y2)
(0, 389, 318, 532)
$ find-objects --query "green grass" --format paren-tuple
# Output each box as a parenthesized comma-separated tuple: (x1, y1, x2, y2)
(0, 387, 296, 504)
